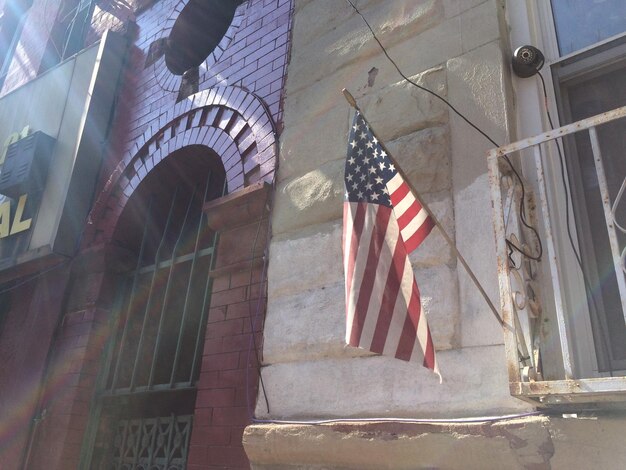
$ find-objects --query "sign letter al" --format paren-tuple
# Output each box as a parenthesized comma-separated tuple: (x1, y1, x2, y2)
(0, 195, 32, 238)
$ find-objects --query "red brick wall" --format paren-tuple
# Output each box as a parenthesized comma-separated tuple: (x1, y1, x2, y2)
(188, 188, 270, 469)
(0, 268, 70, 470)
(189, 264, 266, 469)
(100, 0, 293, 184)
(2, 0, 294, 468)
(25, 248, 122, 470)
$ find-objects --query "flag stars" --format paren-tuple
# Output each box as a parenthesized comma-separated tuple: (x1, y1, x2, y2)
(345, 113, 397, 209)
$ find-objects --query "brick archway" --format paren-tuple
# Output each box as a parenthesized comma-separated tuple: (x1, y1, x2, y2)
(87, 86, 276, 245)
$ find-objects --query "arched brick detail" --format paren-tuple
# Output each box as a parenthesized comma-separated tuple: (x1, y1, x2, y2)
(87, 86, 276, 245)
(151, 0, 247, 92)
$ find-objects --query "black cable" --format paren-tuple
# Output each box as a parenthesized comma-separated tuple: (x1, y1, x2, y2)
(245, 184, 271, 416)
(344, 0, 542, 263)
(537, 71, 614, 377)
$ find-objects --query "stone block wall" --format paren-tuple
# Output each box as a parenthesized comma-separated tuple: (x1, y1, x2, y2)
(258, 0, 529, 421)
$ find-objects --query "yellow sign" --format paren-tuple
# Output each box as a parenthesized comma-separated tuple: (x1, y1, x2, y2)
(0, 194, 32, 239)
(0, 125, 33, 239)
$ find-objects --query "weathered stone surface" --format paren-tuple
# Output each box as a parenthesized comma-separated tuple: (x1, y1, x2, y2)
(386, 125, 451, 193)
(416, 264, 459, 350)
(278, 104, 349, 182)
(279, 67, 449, 186)
(447, 41, 509, 348)
(246, 413, 626, 470)
(263, 281, 371, 365)
(409, 190, 454, 268)
(272, 159, 344, 235)
(268, 221, 343, 300)
(288, 0, 445, 93)
(245, 416, 553, 469)
(255, 344, 529, 418)
(443, 0, 488, 18)
(550, 415, 626, 469)
(263, 262, 458, 366)
(360, 67, 448, 142)
(459, 0, 501, 54)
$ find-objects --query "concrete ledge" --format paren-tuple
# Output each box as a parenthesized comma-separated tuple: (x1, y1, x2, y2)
(243, 417, 553, 469)
(244, 413, 626, 469)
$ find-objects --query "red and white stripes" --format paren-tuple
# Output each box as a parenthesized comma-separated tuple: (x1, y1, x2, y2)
(343, 201, 438, 374)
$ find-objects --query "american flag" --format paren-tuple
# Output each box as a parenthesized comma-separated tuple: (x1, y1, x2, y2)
(343, 110, 439, 376)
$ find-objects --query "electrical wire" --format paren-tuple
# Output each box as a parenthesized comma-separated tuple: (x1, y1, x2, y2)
(252, 410, 544, 426)
(537, 71, 614, 377)
(245, 180, 272, 417)
(344, 0, 543, 264)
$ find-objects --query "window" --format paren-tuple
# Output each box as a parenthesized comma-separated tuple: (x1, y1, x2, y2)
(164, 0, 243, 75)
(496, 0, 626, 404)
(0, 0, 32, 90)
(86, 146, 226, 469)
(551, 0, 626, 56)
(38, 0, 84, 74)
(552, 39, 626, 374)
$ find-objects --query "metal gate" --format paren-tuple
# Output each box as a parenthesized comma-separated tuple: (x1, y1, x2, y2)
(110, 414, 192, 470)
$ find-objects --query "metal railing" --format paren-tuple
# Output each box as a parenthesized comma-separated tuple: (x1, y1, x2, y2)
(488, 106, 626, 404)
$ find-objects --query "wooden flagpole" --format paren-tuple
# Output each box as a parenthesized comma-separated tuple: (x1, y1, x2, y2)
(342, 88, 504, 327)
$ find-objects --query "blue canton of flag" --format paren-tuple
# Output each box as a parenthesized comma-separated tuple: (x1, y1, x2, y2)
(345, 119, 394, 207)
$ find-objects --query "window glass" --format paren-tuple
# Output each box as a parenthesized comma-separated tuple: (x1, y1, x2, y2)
(556, 50, 626, 372)
(551, 0, 626, 55)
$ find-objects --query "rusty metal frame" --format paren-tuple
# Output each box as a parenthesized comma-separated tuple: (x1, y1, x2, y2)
(488, 105, 626, 405)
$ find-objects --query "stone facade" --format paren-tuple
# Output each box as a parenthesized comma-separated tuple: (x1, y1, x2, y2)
(258, 0, 521, 422)
(244, 0, 626, 468)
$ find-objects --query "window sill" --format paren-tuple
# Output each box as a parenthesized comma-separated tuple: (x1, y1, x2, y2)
(512, 377, 626, 407)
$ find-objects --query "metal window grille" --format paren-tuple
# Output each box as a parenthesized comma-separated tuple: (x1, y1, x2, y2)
(104, 171, 222, 395)
(488, 105, 626, 403)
